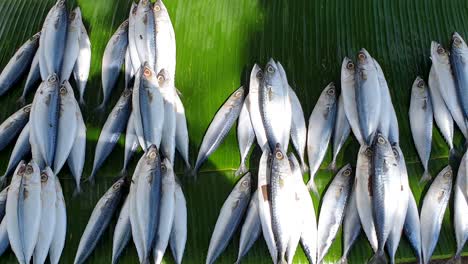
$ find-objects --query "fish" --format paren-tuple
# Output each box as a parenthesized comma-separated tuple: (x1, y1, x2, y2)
(404, 190, 422, 263)
(127, 3, 141, 72)
(339, 182, 361, 264)
(134, 0, 156, 68)
(0, 32, 40, 96)
(355, 145, 378, 252)
(89, 88, 132, 182)
(306, 83, 337, 194)
(73, 17, 91, 104)
(355, 49, 381, 145)
(430, 42, 467, 138)
(0, 218, 8, 257)
(154, 0, 177, 79)
(74, 177, 127, 264)
(40, 0, 67, 78)
(329, 94, 351, 172)
(132, 63, 165, 150)
(206, 172, 251, 264)
(153, 159, 176, 264)
(29, 123, 45, 169)
(453, 150, 467, 260)
(53, 81, 77, 174)
(248, 64, 268, 150)
(270, 144, 295, 263)
(30, 75, 60, 167)
(174, 92, 190, 169)
(259, 59, 291, 152)
(18, 50, 41, 104)
(420, 166, 453, 264)
(0, 186, 8, 220)
(235, 94, 255, 176)
(158, 69, 177, 163)
(317, 164, 353, 264)
(60, 7, 82, 81)
(236, 190, 261, 263)
(340, 57, 364, 145)
(428, 66, 455, 154)
(33, 167, 56, 264)
(385, 145, 410, 264)
(169, 178, 187, 264)
(409, 77, 433, 182)
(289, 86, 308, 173)
(256, 149, 277, 263)
(112, 195, 131, 264)
(369, 133, 401, 264)
(49, 175, 66, 264)
(6, 161, 41, 264)
(193, 86, 245, 173)
(0, 122, 30, 187)
(130, 145, 161, 263)
(67, 104, 86, 192)
(121, 112, 139, 175)
(450, 32, 468, 118)
(0, 104, 31, 152)
(98, 19, 129, 109)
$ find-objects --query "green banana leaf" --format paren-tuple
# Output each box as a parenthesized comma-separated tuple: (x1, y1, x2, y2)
(0, 0, 467, 263)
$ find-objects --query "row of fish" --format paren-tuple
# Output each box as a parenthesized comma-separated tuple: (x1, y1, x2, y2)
(74, 146, 187, 264)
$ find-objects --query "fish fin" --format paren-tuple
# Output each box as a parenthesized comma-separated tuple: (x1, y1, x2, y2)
(234, 163, 248, 177)
(419, 170, 431, 184)
(307, 180, 320, 197)
(17, 96, 26, 106)
(338, 257, 348, 264)
(326, 160, 337, 172)
(368, 250, 387, 264)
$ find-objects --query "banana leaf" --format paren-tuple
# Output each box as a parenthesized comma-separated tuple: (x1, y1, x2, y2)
(0, 0, 466, 263)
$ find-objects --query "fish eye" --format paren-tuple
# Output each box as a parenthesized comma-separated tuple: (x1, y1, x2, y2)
(275, 151, 283, 160)
(70, 11, 76, 20)
(234, 91, 242, 97)
(358, 52, 367, 61)
(256, 70, 263, 80)
(437, 45, 445, 54)
(392, 149, 399, 158)
(157, 74, 165, 82)
(48, 75, 57, 83)
(327, 88, 335, 96)
(18, 164, 26, 175)
(365, 148, 373, 157)
(161, 164, 166, 172)
(154, 4, 161, 11)
(346, 62, 354, 70)
(417, 80, 424, 88)
(143, 68, 152, 78)
(444, 171, 452, 178)
(25, 165, 33, 174)
(122, 20, 129, 27)
(241, 180, 250, 188)
(378, 136, 386, 144)
(58, 0, 65, 6)
(124, 89, 132, 97)
(149, 151, 157, 159)
(132, 6, 138, 14)
(454, 37, 462, 45)
(40, 172, 48, 182)
(267, 65, 274, 73)
(60, 86, 67, 95)
(343, 169, 351, 176)
(113, 182, 121, 189)
(23, 106, 31, 113)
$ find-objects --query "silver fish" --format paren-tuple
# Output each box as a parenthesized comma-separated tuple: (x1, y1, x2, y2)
(453, 150, 467, 260)
(90, 88, 132, 181)
(0, 218, 8, 256)
(158, 69, 177, 163)
(317, 165, 353, 264)
(420, 166, 453, 264)
(29, 123, 45, 169)
(206, 173, 251, 264)
(235, 94, 255, 176)
(134, 0, 155, 68)
(0, 32, 40, 96)
(431, 42, 467, 138)
(154, 0, 176, 80)
(132, 63, 165, 150)
(112, 195, 131, 264)
(450, 32, 468, 118)
(73, 18, 91, 104)
(0, 104, 30, 153)
(6, 161, 41, 264)
(270, 144, 295, 263)
(18, 50, 41, 104)
(74, 177, 127, 264)
(355, 49, 381, 145)
(339, 182, 361, 264)
(428, 66, 455, 153)
(122, 112, 139, 175)
(30, 75, 60, 167)
(409, 77, 433, 182)
(169, 178, 187, 264)
(130, 146, 161, 263)
(127, 3, 141, 72)
(340, 57, 364, 145)
(33, 167, 56, 264)
(289, 86, 308, 173)
(329, 94, 351, 172)
(306, 83, 337, 194)
(369, 134, 401, 264)
(248, 64, 268, 150)
(0, 186, 8, 220)
(355, 145, 378, 252)
(67, 103, 86, 192)
(49, 175, 66, 264)
(194, 86, 245, 173)
(40, 0, 67, 78)
(404, 190, 422, 263)
(153, 159, 176, 264)
(236, 190, 261, 263)
(60, 7, 82, 81)
(174, 92, 190, 169)
(260, 59, 291, 152)
(53, 81, 77, 174)
(99, 20, 129, 109)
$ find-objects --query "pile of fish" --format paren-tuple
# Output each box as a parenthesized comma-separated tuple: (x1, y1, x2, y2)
(74, 1, 188, 263)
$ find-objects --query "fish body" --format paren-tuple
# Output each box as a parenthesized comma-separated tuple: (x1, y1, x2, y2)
(236, 94, 255, 176)
(49, 176, 66, 264)
(0, 120, 30, 186)
(112, 195, 131, 264)
(158, 69, 177, 163)
(73, 19, 91, 104)
(0, 186, 8, 220)
(248, 64, 268, 150)
(0, 104, 30, 152)
(19, 49, 41, 104)
(236, 190, 261, 263)
(329, 94, 351, 172)
(154, 0, 176, 79)
(289, 86, 308, 172)
(169, 179, 187, 264)
(454, 150, 468, 259)
(0, 218, 8, 256)
(404, 190, 422, 262)
(339, 182, 361, 264)
(60, 7, 82, 81)
(174, 93, 190, 169)
(450, 32, 468, 118)
(67, 104, 86, 192)
(122, 112, 139, 174)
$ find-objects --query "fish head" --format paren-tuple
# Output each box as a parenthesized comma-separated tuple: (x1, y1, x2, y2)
(321, 82, 337, 104)
(341, 57, 355, 82)
(441, 166, 453, 183)
(249, 64, 263, 93)
(47, 73, 59, 85)
(15, 160, 27, 177)
(157, 69, 171, 88)
(411, 76, 428, 98)
(154, 0, 170, 19)
(120, 19, 129, 31)
(24, 160, 40, 183)
(122, 88, 132, 99)
(161, 158, 173, 175)
(131, 3, 138, 15)
(451, 32, 468, 54)
(70, 7, 82, 23)
(227, 86, 245, 108)
(59, 82, 70, 97)
(141, 62, 158, 86)
(356, 48, 375, 71)
(430, 41, 450, 65)
(238, 172, 252, 193)
(55, 0, 66, 8)
(40, 167, 54, 187)
(111, 178, 126, 193)
(264, 59, 285, 96)
(29, 32, 41, 44)
(340, 164, 353, 178)
(145, 144, 160, 166)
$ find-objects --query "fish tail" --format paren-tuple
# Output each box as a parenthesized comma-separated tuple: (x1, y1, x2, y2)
(276, 254, 287, 264)
(79, 96, 86, 106)
(326, 160, 337, 172)
(419, 170, 432, 184)
(449, 148, 458, 162)
(368, 250, 387, 264)
(234, 163, 247, 177)
(445, 255, 461, 264)
(72, 185, 81, 197)
(300, 161, 309, 174)
(17, 95, 26, 106)
(307, 180, 320, 197)
(119, 167, 128, 177)
(338, 256, 348, 264)
(85, 171, 96, 185)
(94, 102, 106, 114)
